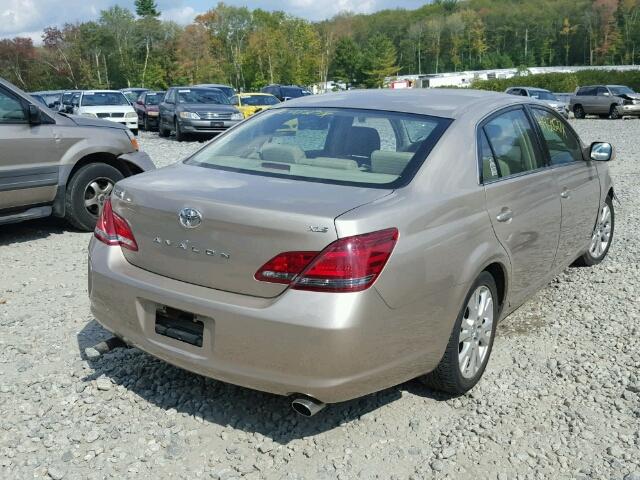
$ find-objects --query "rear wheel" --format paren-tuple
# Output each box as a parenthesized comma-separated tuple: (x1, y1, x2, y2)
(64, 163, 124, 231)
(573, 105, 586, 119)
(574, 196, 614, 266)
(422, 272, 498, 395)
(609, 105, 621, 119)
(143, 115, 150, 131)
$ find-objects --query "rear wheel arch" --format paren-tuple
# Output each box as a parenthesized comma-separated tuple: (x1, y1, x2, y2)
(483, 262, 507, 313)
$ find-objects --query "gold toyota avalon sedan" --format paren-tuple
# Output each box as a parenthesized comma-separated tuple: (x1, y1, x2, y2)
(88, 89, 615, 416)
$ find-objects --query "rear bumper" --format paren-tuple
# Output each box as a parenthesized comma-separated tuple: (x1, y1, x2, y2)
(88, 239, 451, 403)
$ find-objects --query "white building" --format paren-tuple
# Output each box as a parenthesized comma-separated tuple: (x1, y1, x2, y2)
(385, 65, 640, 89)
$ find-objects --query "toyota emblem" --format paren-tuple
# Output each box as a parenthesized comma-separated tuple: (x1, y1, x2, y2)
(178, 208, 203, 229)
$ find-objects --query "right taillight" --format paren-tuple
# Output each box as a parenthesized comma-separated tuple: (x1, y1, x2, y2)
(254, 228, 398, 293)
(94, 198, 138, 251)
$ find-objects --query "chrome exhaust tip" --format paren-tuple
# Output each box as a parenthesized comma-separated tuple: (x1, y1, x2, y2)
(291, 397, 326, 417)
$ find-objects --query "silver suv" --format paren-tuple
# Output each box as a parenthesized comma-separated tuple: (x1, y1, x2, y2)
(0, 78, 154, 231)
(570, 84, 640, 119)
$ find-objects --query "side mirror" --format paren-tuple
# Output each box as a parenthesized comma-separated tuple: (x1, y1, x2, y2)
(590, 142, 613, 161)
(602, 92, 610, 96)
(28, 104, 41, 125)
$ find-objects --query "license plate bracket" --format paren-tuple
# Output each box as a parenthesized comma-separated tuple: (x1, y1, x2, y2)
(155, 307, 203, 347)
(210, 121, 224, 127)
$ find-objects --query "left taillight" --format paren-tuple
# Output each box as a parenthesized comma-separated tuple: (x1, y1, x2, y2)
(254, 228, 398, 293)
(94, 198, 138, 251)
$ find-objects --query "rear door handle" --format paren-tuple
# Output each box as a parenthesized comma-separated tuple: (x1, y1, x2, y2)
(560, 188, 571, 199)
(496, 208, 513, 222)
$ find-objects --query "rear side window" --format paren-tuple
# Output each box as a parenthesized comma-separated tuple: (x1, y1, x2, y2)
(577, 87, 595, 96)
(531, 108, 582, 165)
(483, 108, 545, 177)
(187, 107, 451, 188)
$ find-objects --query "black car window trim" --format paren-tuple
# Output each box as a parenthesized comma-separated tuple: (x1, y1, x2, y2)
(476, 104, 551, 186)
(526, 104, 585, 169)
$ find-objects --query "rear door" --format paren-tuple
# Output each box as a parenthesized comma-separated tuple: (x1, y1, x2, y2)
(481, 107, 561, 307)
(596, 87, 611, 113)
(529, 107, 600, 265)
(0, 85, 58, 211)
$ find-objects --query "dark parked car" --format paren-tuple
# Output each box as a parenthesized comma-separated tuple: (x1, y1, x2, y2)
(61, 90, 81, 113)
(31, 90, 63, 110)
(570, 85, 640, 119)
(158, 87, 243, 141)
(194, 83, 235, 99)
(121, 88, 149, 104)
(133, 91, 164, 130)
(261, 84, 311, 101)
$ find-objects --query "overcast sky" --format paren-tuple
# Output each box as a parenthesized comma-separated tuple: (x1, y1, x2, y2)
(1, 0, 427, 42)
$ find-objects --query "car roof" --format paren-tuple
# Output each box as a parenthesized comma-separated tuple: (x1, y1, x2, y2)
(275, 89, 526, 120)
(239, 92, 273, 96)
(83, 90, 124, 94)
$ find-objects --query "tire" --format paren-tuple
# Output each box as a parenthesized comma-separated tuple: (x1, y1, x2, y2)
(158, 118, 170, 137)
(422, 271, 499, 395)
(174, 118, 185, 142)
(574, 196, 614, 267)
(131, 129, 138, 136)
(609, 105, 621, 120)
(64, 163, 124, 231)
(143, 115, 150, 131)
(573, 105, 586, 119)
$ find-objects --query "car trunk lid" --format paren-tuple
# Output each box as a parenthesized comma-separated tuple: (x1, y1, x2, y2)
(113, 164, 391, 297)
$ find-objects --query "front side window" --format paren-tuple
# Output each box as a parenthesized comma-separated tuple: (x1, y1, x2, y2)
(531, 108, 582, 165)
(529, 90, 557, 101)
(483, 108, 544, 177)
(0, 89, 26, 123)
(81, 92, 130, 107)
(597, 87, 609, 96)
(186, 107, 451, 188)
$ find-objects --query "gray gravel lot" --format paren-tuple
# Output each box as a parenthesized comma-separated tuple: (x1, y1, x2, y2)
(1, 122, 639, 480)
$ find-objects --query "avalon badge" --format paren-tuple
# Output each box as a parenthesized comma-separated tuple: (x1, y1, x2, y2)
(179, 208, 202, 229)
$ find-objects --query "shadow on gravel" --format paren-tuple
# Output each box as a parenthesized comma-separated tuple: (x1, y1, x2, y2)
(0, 217, 77, 246)
(77, 320, 451, 442)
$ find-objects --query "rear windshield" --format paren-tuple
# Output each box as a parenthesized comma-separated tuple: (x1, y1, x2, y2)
(81, 92, 129, 106)
(242, 95, 279, 106)
(145, 93, 162, 105)
(529, 90, 557, 101)
(186, 107, 451, 188)
(178, 89, 229, 105)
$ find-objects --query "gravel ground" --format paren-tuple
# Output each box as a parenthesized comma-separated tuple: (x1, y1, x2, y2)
(1, 122, 639, 480)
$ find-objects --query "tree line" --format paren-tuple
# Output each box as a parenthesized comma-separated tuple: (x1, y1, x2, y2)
(0, 0, 639, 92)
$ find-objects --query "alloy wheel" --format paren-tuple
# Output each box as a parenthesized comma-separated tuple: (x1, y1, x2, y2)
(589, 203, 612, 258)
(84, 177, 114, 216)
(458, 285, 494, 379)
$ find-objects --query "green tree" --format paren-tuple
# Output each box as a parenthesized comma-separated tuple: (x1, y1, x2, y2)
(135, 0, 159, 18)
(331, 37, 363, 86)
(363, 34, 398, 87)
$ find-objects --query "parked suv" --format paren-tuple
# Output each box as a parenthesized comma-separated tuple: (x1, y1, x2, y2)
(261, 84, 311, 101)
(0, 78, 154, 230)
(570, 85, 640, 119)
(133, 91, 164, 131)
(158, 87, 243, 141)
(505, 87, 569, 118)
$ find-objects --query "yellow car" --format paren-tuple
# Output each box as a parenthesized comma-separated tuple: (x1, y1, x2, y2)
(231, 93, 280, 118)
